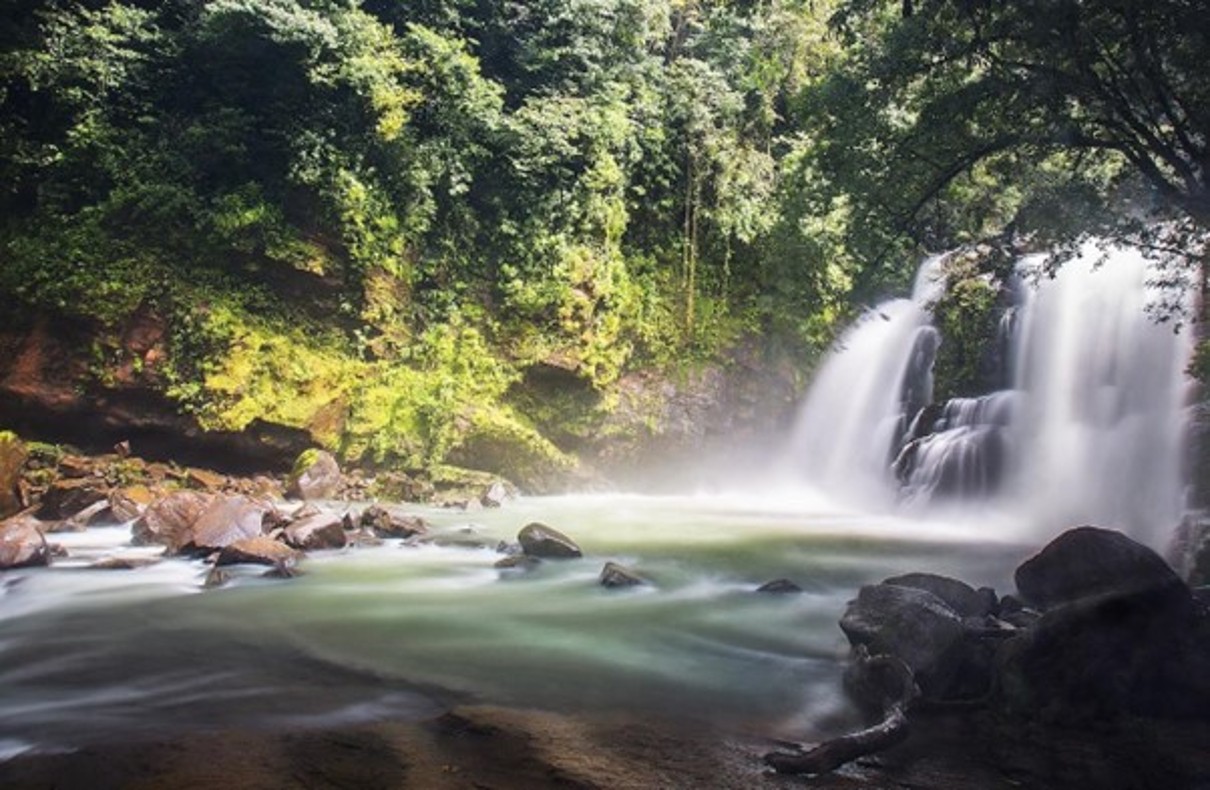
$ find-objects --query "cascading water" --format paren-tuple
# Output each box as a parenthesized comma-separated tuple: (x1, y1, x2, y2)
(789, 242, 1193, 546)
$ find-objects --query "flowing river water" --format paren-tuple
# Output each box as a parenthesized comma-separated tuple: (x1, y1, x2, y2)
(0, 493, 1036, 760)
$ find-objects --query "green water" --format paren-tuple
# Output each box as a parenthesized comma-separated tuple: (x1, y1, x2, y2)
(0, 493, 1033, 759)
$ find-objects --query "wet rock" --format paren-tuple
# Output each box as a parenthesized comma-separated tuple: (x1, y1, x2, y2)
(185, 467, 226, 491)
(495, 555, 541, 571)
(1015, 526, 1186, 610)
(284, 512, 347, 550)
(47, 499, 111, 532)
(359, 505, 427, 539)
(599, 561, 645, 588)
(35, 477, 108, 520)
(216, 536, 302, 567)
(89, 556, 160, 570)
(518, 523, 582, 559)
(0, 516, 50, 569)
(839, 583, 995, 701)
(756, 578, 803, 594)
(287, 449, 341, 500)
(0, 432, 27, 518)
(131, 490, 215, 549)
(186, 495, 267, 553)
(496, 541, 522, 556)
(884, 572, 993, 617)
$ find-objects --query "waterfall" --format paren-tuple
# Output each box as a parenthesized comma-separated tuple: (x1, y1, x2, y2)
(789, 243, 1193, 545)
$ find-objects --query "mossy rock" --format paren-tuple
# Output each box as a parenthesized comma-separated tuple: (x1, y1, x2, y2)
(444, 410, 575, 494)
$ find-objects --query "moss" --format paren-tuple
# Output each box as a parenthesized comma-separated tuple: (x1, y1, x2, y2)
(932, 254, 1004, 399)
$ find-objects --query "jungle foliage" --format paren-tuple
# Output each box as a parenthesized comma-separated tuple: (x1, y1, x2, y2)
(2, 0, 1206, 477)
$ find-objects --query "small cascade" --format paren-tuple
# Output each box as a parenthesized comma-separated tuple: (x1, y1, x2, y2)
(785, 258, 944, 504)
(789, 242, 1193, 544)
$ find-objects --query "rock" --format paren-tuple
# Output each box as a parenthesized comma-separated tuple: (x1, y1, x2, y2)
(47, 499, 111, 532)
(284, 512, 347, 550)
(202, 567, 230, 588)
(57, 454, 94, 478)
(131, 491, 215, 549)
(884, 572, 993, 617)
(839, 583, 995, 701)
(756, 578, 803, 594)
(347, 527, 384, 547)
(599, 561, 645, 588)
(0, 432, 27, 518)
(263, 560, 302, 579)
(481, 481, 511, 508)
(35, 478, 108, 520)
(109, 485, 156, 522)
(216, 536, 303, 567)
(113, 440, 131, 458)
(287, 449, 341, 500)
(427, 527, 491, 549)
(1172, 513, 1210, 586)
(89, 556, 160, 570)
(186, 495, 267, 553)
(185, 467, 226, 491)
(496, 541, 522, 556)
(495, 555, 541, 571)
(1015, 526, 1186, 609)
(518, 523, 582, 559)
(0, 516, 50, 569)
(359, 505, 427, 539)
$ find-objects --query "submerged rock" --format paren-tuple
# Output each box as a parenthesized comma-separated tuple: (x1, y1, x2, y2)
(495, 555, 541, 572)
(1015, 526, 1186, 609)
(518, 523, 582, 558)
(756, 578, 803, 594)
(88, 556, 160, 570)
(287, 449, 341, 500)
(599, 561, 645, 588)
(0, 516, 50, 570)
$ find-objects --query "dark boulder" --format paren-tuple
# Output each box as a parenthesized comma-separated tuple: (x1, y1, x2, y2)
(840, 583, 997, 701)
(599, 561, 645, 588)
(518, 522, 582, 558)
(132, 490, 215, 550)
(1015, 526, 1186, 610)
(495, 555, 541, 571)
(0, 515, 50, 569)
(884, 572, 993, 617)
(287, 449, 341, 500)
(216, 536, 302, 567)
(284, 512, 348, 550)
(756, 578, 803, 594)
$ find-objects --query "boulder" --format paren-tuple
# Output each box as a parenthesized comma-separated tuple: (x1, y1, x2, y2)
(518, 522, 582, 559)
(0, 432, 27, 518)
(216, 536, 302, 567)
(186, 495, 267, 553)
(359, 505, 427, 539)
(1015, 526, 1186, 609)
(284, 512, 347, 550)
(287, 449, 341, 500)
(185, 467, 226, 491)
(88, 556, 160, 570)
(599, 561, 645, 588)
(756, 578, 803, 594)
(0, 516, 50, 569)
(132, 490, 215, 549)
(35, 478, 108, 520)
(481, 481, 511, 508)
(883, 572, 993, 617)
(109, 485, 157, 522)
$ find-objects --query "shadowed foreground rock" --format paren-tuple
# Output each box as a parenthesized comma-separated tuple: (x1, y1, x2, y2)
(768, 526, 1210, 778)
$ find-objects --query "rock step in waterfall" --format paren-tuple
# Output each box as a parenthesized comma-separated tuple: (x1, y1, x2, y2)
(789, 242, 1193, 547)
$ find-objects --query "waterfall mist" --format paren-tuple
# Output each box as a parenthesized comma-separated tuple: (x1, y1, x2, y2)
(787, 243, 1194, 546)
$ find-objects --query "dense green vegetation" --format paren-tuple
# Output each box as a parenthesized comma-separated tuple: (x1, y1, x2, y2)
(2, 0, 1206, 482)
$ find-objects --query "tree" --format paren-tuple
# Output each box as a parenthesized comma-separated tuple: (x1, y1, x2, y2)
(807, 0, 1210, 271)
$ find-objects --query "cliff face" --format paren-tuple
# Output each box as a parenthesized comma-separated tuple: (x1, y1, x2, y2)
(0, 314, 311, 474)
